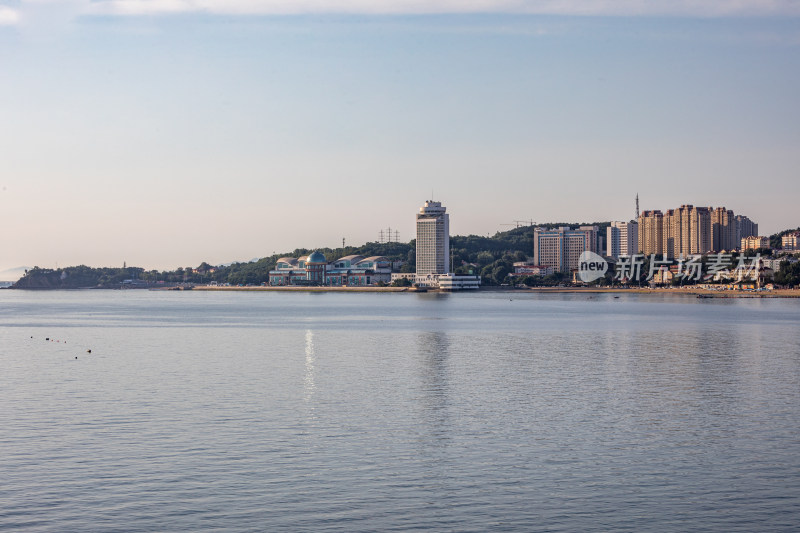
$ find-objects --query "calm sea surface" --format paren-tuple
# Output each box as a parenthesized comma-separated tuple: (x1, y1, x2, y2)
(1, 290, 799, 532)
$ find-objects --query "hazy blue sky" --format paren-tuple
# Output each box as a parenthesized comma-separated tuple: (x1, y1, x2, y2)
(1, 1, 799, 274)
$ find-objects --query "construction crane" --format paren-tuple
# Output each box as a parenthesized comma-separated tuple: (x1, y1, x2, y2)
(501, 220, 536, 229)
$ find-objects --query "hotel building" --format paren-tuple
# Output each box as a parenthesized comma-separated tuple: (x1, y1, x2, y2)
(411, 200, 480, 289)
(416, 200, 450, 276)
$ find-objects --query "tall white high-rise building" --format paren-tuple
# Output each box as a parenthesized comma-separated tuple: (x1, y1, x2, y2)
(607, 221, 638, 259)
(416, 200, 450, 275)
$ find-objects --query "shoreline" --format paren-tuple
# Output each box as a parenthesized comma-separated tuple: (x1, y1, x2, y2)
(193, 285, 418, 293)
(4, 285, 799, 298)
(191, 285, 800, 298)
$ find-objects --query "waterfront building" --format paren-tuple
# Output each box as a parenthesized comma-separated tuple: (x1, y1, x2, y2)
(305, 251, 327, 285)
(411, 200, 480, 289)
(268, 252, 392, 286)
(268, 256, 310, 286)
(741, 236, 769, 251)
(390, 272, 417, 284)
(416, 200, 450, 276)
(511, 262, 555, 277)
(606, 221, 638, 259)
(437, 274, 481, 290)
(534, 226, 599, 273)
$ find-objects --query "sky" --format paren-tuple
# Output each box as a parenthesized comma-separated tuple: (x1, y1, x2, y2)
(1, 1, 799, 275)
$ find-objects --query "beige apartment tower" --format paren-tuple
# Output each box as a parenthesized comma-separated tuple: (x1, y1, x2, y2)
(711, 207, 737, 251)
(638, 210, 663, 255)
(640, 204, 754, 258)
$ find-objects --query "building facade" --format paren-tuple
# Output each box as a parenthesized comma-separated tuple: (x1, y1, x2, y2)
(736, 215, 759, 243)
(511, 262, 555, 277)
(741, 236, 769, 251)
(782, 232, 800, 251)
(437, 274, 481, 290)
(606, 220, 638, 259)
(711, 207, 737, 252)
(638, 210, 664, 256)
(640, 205, 757, 258)
(268, 253, 392, 286)
(534, 226, 599, 273)
(416, 200, 450, 276)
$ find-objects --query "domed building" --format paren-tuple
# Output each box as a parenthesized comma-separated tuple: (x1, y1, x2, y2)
(305, 251, 327, 285)
(268, 252, 393, 287)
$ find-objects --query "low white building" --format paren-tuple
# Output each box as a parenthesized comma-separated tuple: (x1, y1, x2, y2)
(511, 262, 554, 277)
(394, 272, 480, 289)
(436, 274, 481, 290)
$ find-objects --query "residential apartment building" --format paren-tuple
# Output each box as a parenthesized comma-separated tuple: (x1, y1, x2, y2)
(638, 210, 663, 255)
(711, 207, 737, 251)
(782, 232, 800, 251)
(736, 215, 759, 243)
(534, 226, 599, 273)
(640, 204, 757, 258)
(606, 220, 638, 259)
(688, 206, 712, 255)
(741, 236, 769, 251)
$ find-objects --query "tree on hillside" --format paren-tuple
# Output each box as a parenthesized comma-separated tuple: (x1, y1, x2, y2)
(771, 227, 800, 249)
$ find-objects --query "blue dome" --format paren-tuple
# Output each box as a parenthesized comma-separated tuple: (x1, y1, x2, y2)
(307, 251, 326, 264)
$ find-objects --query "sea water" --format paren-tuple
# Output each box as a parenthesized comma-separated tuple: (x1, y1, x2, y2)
(1, 290, 799, 531)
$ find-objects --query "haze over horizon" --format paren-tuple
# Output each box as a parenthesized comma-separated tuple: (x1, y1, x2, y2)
(2, 1, 798, 273)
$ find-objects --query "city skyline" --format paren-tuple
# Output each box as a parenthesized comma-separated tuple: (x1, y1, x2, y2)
(2, 2, 799, 273)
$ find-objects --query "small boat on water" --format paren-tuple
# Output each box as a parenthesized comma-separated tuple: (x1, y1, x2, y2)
(697, 294, 713, 299)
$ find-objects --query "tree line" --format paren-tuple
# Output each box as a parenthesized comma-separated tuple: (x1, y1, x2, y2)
(12, 223, 800, 289)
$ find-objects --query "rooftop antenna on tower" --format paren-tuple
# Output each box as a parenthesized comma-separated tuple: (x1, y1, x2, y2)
(636, 193, 640, 220)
